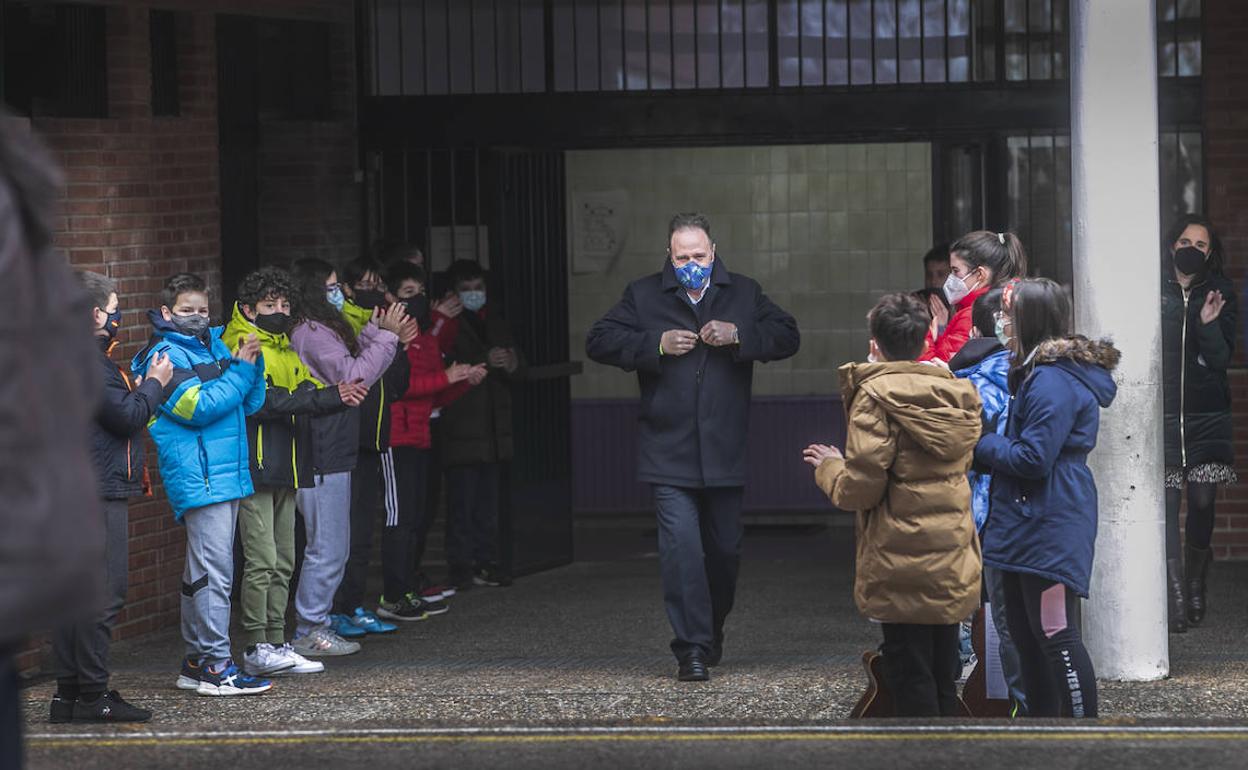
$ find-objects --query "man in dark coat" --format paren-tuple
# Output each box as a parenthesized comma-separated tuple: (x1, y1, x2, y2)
(586, 212, 800, 681)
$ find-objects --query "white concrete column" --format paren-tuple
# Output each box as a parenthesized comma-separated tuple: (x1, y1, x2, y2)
(1070, 0, 1168, 681)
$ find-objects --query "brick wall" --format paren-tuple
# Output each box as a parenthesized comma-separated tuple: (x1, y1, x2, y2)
(14, 0, 358, 674)
(1203, 0, 1248, 559)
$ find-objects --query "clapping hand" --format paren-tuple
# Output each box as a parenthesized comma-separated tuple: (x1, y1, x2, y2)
(373, 303, 410, 335)
(236, 334, 261, 364)
(802, 443, 842, 468)
(433, 293, 464, 319)
(487, 347, 518, 373)
(1202, 290, 1227, 325)
(337, 380, 368, 406)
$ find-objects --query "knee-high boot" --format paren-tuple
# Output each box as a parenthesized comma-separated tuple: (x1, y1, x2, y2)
(1166, 558, 1187, 634)
(1185, 545, 1213, 627)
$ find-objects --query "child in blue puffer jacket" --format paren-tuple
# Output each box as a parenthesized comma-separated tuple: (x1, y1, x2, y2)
(950, 287, 1026, 715)
(132, 273, 269, 697)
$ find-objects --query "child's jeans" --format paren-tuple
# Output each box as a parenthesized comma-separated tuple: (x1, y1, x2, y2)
(181, 500, 240, 667)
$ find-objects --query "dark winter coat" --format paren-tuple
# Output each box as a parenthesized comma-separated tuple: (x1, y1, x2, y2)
(92, 343, 165, 500)
(357, 347, 411, 454)
(1162, 273, 1236, 468)
(437, 308, 525, 466)
(976, 336, 1120, 598)
(585, 258, 800, 488)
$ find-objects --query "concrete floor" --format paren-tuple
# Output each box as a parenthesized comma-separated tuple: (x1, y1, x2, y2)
(20, 520, 1248, 768)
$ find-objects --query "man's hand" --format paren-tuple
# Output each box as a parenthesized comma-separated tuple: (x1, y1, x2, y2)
(699, 320, 738, 347)
(337, 380, 368, 407)
(236, 334, 261, 364)
(487, 347, 518, 373)
(433, 293, 464, 319)
(147, 351, 174, 387)
(445, 362, 476, 384)
(661, 329, 699, 357)
(465, 363, 488, 385)
(802, 443, 842, 468)
(1202, 289, 1227, 325)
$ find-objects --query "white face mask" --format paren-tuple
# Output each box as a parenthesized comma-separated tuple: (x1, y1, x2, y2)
(943, 270, 978, 305)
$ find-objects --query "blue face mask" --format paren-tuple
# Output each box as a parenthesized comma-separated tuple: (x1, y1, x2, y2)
(326, 285, 345, 311)
(674, 260, 712, 292)
(459, 290, 487, 313)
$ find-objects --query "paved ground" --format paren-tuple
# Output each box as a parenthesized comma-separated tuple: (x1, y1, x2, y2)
(20, 519, 1248, 768)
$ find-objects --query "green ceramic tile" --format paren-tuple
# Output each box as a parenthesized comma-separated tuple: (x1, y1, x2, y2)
(770, 174, 789, 211)
(789, 173, 809, 210)
(847, 144, 867, 172)
(828, 144, 848, 171)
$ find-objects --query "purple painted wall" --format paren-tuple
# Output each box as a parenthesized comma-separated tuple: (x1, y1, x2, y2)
(572, 396, 848, 513)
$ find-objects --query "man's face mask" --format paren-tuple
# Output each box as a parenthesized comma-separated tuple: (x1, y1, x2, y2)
(1173, 245, 1208, 277)
(674, 260, 712, 292)
(99, 308, 122, 340)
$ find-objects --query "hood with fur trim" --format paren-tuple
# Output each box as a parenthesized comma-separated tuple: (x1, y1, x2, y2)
(1030, 335, 1119, 408)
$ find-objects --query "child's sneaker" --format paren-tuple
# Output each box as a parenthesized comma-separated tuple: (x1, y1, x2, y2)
(406, 592, 449, 617)
(196, 660, 272, 696)
(473, 563, 513, 587)
(48, 694, 75, 724)
(416, 572, 456, 601)
(329, 613, 368, 639)
(376, 594, 429, 622)
(272, 643, 325, 674)
(73, 690, 152, 722)
(175, 656, 203, 690)
(243, 643, 297, 676)
(292, 626, 361, 657)
(346, 607, 398, 634)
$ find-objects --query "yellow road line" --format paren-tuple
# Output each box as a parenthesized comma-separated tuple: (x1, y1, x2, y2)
(28, 730, 1248, 750)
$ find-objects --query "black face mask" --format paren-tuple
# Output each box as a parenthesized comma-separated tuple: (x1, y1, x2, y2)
(351, 289, 386, 310)
(253, 311, 293, 336)
(1174, 246, 1209, 277)
(404, 295, 430, 322)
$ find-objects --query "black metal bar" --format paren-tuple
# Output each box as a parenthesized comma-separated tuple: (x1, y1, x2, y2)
(1023, 0, 1030, 81)
(597, 0, 604, 90)
(994, 0, 1005, 84)
(425, 149, 434, 260)
(670, 0, 676, 87)
(469, 0, 478, 91)
(824, 0, 830, 86)
(571, 0, 579, 90)
(398, 0, 405, 94)
(768, 0, 779, 90)
(742, 0, 749, 87)
(446, 0, 454, 91)
(474, 148, 482, 258)
(869, 0, 876, 85)
(943, 0, 949, 82)
(894, 0, 901, 83)
(494, 0, 501, 92)
(449, 151, 458, 260)
(797, 0, 804, 86)
(646, 0, 653, 89)
(423, 0, 430, 94)
(847, 0, 853, 84)
(517, 0, 525, 91)
(622, 0, 628, 90)
(544, 0, 555, 92)
(693, 0, 700, 87)
(1048, 0, 1054, 78)
(919, 0, 926, 81)
(718, 0, 724, 88)
(373, 0, 381, 94)
(402, 146, 410, 240)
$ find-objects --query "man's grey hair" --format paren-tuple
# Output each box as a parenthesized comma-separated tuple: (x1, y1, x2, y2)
(668, 212, 712, 241)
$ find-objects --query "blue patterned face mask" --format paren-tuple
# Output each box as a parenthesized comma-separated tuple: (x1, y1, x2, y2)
(326, 285, 345, 311)
(674, 260, 711, 291)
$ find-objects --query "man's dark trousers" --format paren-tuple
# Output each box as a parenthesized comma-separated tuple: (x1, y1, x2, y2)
(653, 485, 744, 661)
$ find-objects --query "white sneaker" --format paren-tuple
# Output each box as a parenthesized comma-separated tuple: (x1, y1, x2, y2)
(244, 643, 297, 677)
(291, 626, 361, 657)
(273, 642, 325, 674)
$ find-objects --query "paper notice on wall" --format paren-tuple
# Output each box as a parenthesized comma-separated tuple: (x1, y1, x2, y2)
(572, 190, 629, 274)
(984, 602, 1009, 700)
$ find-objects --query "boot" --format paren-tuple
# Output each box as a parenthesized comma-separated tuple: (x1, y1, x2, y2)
(1185, 544, 1213, 627)
(1166, 558, 1187, 634)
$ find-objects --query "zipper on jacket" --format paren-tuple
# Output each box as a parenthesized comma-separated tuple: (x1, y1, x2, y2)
(1180, 286, 1190, 468)
(256, 423, 265, 470)
(375, 380, 385, 450)
(291, 415, 299, 488)
(197, 435, 212, 492)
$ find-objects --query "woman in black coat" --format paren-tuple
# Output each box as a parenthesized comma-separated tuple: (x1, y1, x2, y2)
(1161, 214, 1237, 633)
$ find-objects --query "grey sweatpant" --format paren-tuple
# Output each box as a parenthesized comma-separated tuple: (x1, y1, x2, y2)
(294, 472, 352, 638)
(181, 500, 239, 667)
(50, 498, 128, 691)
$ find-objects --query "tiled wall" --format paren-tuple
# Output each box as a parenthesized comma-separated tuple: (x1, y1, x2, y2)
(567, 143, 934, 398)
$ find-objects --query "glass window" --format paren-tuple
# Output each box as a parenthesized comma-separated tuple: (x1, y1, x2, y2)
(825, 0, 850, 86)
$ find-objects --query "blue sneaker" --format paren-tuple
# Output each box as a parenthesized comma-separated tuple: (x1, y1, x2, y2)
(348, 607, 397, 634)
(196, 660, 271, 696)
(329, 613, 367, 638)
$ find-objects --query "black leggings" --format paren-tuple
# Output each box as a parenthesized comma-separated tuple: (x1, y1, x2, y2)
(1165, 482, 1217, 559)
(1001, 571, 1098, 718)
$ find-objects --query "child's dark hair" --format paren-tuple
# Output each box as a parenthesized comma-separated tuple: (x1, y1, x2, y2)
(1008, 278, 1071, 390)
(237, 266, 295, 310)
(383, 261, 426, 295)
(340, 257, 383, 289)
(950, 231, 1027, 286)
(162, 272, 207, 309)
(290, 257, 359, 355)
(447, 259, 486, 288)
(971, 288, 1005, 339)
(1163, 213, 1224, 274)
(76, 270, 116, 312)
(868, 292, 931, 362)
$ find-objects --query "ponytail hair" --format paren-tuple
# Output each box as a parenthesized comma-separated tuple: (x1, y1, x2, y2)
(950, 230, 1028, 287)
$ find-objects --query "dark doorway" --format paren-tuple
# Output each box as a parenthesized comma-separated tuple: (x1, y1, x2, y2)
(215, 14, 260, 312)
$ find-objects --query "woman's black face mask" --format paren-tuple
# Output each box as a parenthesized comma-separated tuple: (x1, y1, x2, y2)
(1173, 246, 1209, 277)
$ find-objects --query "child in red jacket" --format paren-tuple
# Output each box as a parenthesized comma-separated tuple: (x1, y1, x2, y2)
(377, 261, 486, 621)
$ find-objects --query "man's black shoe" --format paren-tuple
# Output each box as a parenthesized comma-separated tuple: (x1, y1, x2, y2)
(72, 690, 152, 723)
(678, 653, 710, 682)
(48, 694, 75, 724)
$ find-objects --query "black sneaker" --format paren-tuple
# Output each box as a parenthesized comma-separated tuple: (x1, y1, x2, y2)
(406, 593, 450, 616)
(376, 594, 429, 622)
(49, 694, 75, 724)
(72, 690, 152, 722)
(473, 563, 513, 588)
